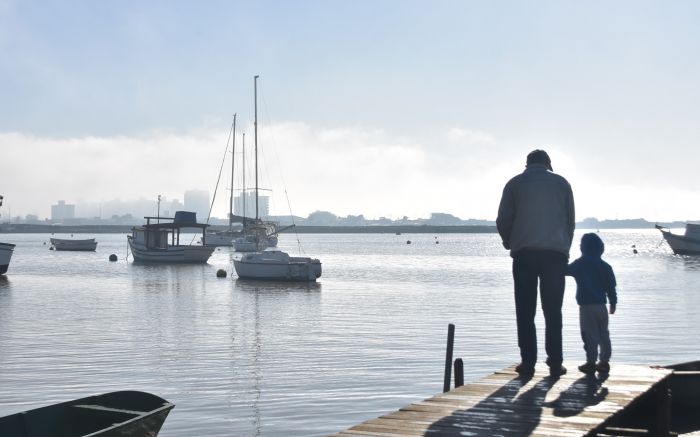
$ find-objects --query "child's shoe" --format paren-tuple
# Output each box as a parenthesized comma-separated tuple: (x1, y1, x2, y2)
(578, 362, 596, 374)
(596, 361, 610, 373)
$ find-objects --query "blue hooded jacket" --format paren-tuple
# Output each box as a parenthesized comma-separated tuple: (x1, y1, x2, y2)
(566, 233, 617, 306)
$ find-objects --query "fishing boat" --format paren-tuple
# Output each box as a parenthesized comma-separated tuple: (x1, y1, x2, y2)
(0, 242, 14, 275)
(50, 238, 98, 251)
(0, 390, 174, 437)
(656, 223, 700, 255)
(128, 211, 215, 263)
(234, 250, 322, 281)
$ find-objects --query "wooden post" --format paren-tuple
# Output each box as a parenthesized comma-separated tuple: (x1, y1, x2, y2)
(454, 358, 464, 388)
(443, 324, 455, 393)
(655, 376, 671, 436)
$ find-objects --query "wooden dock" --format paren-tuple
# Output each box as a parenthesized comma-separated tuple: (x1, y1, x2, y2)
(334, 363, 674, 436)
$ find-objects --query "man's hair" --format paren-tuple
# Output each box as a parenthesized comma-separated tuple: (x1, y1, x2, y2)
(526, 149, 551, 167)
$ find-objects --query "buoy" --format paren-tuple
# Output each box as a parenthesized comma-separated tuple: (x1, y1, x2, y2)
(49, 246, 54, 251)
(633, 249, 638, 254)
(109, 254, 118, 262)
(216, 269, 227, 278)
(43, 242, 46, 245)
(406, 240, 412, 245)
(436, 241, 439, 244)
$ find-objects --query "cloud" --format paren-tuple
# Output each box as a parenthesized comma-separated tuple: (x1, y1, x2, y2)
(2, 123, 699, 222)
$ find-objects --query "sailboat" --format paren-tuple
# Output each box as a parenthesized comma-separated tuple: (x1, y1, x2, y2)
(233, 76, 321, 281)
(232, 75, 288, 252)
(202, 114, 244, 246)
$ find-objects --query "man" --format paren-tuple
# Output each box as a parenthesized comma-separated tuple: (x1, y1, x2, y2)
(497, 149, 575, 377)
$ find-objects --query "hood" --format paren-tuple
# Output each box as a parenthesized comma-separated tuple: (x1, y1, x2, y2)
(580, 233, 604, 257)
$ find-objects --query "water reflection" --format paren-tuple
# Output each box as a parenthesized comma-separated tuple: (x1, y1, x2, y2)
(234, 279, 322, 294)
(679, 256, 700, 271)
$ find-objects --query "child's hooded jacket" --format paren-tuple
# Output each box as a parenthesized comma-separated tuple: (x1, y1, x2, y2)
(566, 233, 617, 306)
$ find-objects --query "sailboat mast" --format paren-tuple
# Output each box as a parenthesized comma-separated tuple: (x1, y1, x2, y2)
(229, 113, 237, 230)
(254, 75, 259, 221)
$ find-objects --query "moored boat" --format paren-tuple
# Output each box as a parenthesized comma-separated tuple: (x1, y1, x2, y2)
(202, 229, 243, 247)
(50, 238, 98, 251)
(656, 223, 700, 255)
(127, 211, 215, 263)
(0, 195, 15, 274)
(234, 250, 322, 281)
(0, 242, 15, 275)
(0, 390, 174, 437)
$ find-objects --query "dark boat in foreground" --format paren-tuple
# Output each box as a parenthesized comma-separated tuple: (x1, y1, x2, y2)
(0, 390, 174, 437)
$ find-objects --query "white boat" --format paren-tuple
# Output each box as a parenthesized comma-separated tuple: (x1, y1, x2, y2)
(656, 223, 700, 255)
(233, 232, 268, 252)
(0, 195, 14, 275)
(50, 238, 98, 251)
(128, 211, 215, 263)
(0, 242, 14, 275)
(201, 114, 245, 247)
(203, 229, 242, 247)
(234, 250, 322, 281)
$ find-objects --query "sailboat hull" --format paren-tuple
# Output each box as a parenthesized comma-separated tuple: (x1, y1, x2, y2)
(233, 251, 321, 281)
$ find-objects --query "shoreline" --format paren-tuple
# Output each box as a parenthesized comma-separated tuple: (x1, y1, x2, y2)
(0, 224, 498, 234)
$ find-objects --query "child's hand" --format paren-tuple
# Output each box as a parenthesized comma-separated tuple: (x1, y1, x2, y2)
(609, 304, 616, 315)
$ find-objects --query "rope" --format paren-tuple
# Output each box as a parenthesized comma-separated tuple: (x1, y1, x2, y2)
(189, 117, 234, 246)
(259, 80, 306, 255)
(206, 118, 236, 224)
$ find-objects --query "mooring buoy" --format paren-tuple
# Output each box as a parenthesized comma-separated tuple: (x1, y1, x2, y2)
(216, 269, 227, 278)
(109, 254, 118, 262)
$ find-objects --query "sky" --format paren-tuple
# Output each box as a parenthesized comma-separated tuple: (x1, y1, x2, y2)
(2, 0, 700, 222)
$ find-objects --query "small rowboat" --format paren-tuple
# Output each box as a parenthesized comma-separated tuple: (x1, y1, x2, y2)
(0, 390, 174, 437)
(50, 238, 98, 252)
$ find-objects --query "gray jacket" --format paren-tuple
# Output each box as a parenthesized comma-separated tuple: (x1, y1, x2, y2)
(497, 164, 575, 257)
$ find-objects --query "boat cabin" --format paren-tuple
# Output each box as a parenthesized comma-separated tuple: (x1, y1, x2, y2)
(685, 222, 700, 239)
(131, 211, 210, 248)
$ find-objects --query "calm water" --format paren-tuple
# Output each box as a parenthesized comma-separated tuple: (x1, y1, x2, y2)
(0, 230, 699, 436)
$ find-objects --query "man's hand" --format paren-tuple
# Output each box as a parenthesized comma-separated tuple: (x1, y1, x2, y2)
(609, 304, 616, 315)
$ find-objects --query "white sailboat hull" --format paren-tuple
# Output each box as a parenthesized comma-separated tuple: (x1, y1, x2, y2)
(233, 251, 322, 281)
(201, 232, 240, 247)
(128, 236, 215, 263)
(233, 235, 269, 252)
(0, 242, 15, 275)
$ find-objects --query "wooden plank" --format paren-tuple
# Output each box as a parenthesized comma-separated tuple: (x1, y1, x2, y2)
(335, 362, 672, 437)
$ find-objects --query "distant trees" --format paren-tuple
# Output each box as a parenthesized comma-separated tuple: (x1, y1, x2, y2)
(306, 210, 338, 225)
(428, 212, 462, 225)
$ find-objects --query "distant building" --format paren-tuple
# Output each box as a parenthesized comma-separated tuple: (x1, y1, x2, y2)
(51, 200, 75, 222)
(184, 190, 210, 222)
(234, 192, 269, 218)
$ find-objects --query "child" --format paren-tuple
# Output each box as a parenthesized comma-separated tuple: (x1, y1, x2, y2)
(566, 233, 617, 374)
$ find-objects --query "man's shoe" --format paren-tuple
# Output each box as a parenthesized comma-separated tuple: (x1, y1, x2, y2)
(596, 361, 610, 374)
(515, 363, 535, 376)
(549, 365, 567, 377)
(578, 362, 596, 374)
